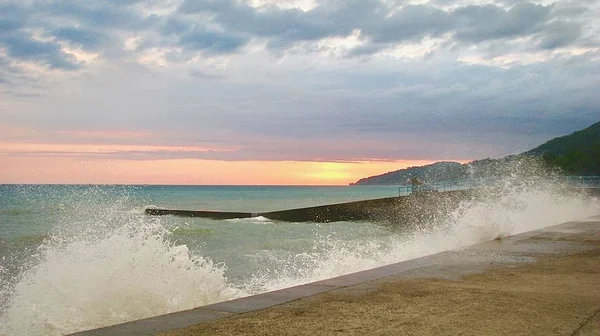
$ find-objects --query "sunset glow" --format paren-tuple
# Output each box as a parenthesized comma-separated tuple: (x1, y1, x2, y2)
(1, 153, 447, 185)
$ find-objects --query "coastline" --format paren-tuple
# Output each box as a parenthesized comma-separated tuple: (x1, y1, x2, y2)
(71, 215, 600, 336)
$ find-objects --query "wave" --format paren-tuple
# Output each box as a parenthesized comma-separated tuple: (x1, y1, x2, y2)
(225, 216, 273, 224)
(242, 181, 599, 293)
(0, 178, 598, 335)
(0, 218, 239, 336)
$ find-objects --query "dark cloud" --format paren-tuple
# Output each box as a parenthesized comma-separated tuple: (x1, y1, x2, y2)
(178, 0, 379, 48)
(346, 44, 385, 57)
(50, 27, 110, 51)
(536, 21, 582, 50)
(0, 1, 150, 79)
(0, 18, 22, 33)
(41, 1, 151, 29)
(174, 0, 588, 57)
(160, 17, 192, 36)
(178, 0, 237, 13)
(365, 5, 452, 43)
(178, 27, 248, 54)
(452, 3, 551, 43)
(0, 0, 594, 74)
(1, 32, 80, 70)
(0, 3, 30, 24)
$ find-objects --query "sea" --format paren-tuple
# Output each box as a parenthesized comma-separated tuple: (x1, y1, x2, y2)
(0, 183, 598, 335)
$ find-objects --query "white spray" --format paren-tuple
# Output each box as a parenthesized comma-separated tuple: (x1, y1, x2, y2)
(246, 180, 599, 293)
(0, 217, 238, 336)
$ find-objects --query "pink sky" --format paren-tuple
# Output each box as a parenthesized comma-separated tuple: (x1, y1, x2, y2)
(1, 151, 454, 185)
(0, 127, 474, 185)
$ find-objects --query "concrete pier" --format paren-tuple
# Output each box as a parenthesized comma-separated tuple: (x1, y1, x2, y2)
(144, 208, 254, 220)
(70, 215, 600, 336)
(145, 190, 473, 225)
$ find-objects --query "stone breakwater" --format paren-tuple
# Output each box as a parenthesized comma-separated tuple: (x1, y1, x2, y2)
(145, 189, 473, 227)
(145, 187, 599, 230)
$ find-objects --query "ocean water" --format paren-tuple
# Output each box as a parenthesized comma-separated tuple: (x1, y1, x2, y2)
(0, 183, 598, 335)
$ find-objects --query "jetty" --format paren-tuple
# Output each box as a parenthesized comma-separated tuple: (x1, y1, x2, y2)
(145, 187, 599, 226)
(70, 215, 600, 336)
(144, 189, 473, 225)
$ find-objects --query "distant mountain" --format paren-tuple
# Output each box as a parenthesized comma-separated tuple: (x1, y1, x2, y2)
(352, 121, 600, 185)
(351, 161, 466, 185)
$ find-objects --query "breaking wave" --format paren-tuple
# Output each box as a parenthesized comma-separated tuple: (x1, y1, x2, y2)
(0, 178, 598, 335)
(0, 217, 238, 336)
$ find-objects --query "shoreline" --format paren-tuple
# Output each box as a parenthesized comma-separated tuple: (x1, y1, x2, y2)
(71, 215, 600, 336)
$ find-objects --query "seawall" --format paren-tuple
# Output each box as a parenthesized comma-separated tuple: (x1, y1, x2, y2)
(70, 215, 600, 336)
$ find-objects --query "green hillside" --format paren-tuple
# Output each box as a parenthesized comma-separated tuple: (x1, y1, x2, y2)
(526, 121, 600, 156)
(526, 121, 600, 175)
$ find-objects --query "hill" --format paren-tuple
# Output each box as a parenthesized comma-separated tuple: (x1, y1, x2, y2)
(350, 162, 465, 186)
(526, 121, 600, 156)
(526, 121, 600, 175)
(352, 121, 600, 185)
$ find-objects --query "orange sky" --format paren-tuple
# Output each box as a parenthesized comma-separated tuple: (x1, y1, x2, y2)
(0, 138, 474, 185)
(0, 154, 462, 185)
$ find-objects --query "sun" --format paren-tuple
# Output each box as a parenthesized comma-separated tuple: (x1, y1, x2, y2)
(304, 162, 352, 183)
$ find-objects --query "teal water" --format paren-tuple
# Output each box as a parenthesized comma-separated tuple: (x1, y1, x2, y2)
(0, 183, 598, 335)
(0, 185, 401, 267)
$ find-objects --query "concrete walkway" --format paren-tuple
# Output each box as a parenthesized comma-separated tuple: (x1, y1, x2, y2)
(72, 217, 600, 336)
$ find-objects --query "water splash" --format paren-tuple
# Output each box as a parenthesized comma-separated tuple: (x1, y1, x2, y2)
(0, 217, 237, 336)
(245, 180, 599, 293)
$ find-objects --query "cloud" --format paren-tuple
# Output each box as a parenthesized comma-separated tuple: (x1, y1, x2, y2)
(41, 1, 151, 29)
(178, 27, 248, 54)
(50, 27, 111, 51)
(0, 18, 22, 33)
(365, 5, 452, 43)
(0, 0, 599, 167)
(173, 0, 584, 57)
(0, 0, 595, 72)
(452, 3, 551, 43)
(1, 32, 80, 70)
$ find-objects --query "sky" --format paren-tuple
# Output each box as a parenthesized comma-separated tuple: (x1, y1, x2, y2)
(1, 0, 599, 185)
